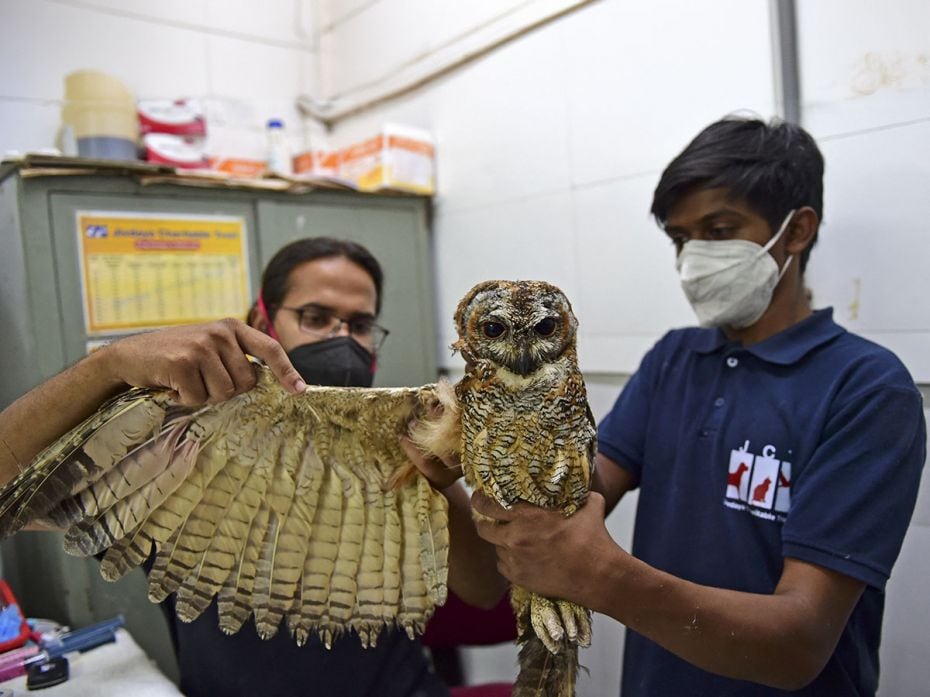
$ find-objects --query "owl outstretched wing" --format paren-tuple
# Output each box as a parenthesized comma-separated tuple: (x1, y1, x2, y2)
(0, 364, 448, 648)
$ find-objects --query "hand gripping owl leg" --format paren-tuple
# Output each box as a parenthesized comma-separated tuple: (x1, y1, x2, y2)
(452, 279, 597, 697)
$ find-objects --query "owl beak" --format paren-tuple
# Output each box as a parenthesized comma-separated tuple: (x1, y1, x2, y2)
(513, 350, 536, 376)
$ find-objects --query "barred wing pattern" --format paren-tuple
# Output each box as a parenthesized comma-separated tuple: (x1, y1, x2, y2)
(0, 366, 449, 648)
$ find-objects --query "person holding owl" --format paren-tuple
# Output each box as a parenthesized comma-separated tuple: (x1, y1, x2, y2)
(0, 236, 502, 697)
(472, 117, 926, 696)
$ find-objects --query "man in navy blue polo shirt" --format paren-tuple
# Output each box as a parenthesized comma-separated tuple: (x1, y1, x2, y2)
(473, 117, 926, 695)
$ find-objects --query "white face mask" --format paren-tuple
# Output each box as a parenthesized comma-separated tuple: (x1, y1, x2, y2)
(675, 210, 795, 329)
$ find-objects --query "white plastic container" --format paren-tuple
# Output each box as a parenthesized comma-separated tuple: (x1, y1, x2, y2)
(60, 70, 139, 161)
(266, 118, 292, 176)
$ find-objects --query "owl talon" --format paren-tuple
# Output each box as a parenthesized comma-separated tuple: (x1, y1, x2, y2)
(575, 605, 592, 648)
(557, 599, 578, 642)
(293, 627, 308, 647)
(528, 593, 592, 653)
(530, 602, 562, 654)
(530, 594, 569, 654)
(560, 599, 592, 648)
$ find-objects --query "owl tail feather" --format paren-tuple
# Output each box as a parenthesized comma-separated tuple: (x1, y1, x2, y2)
(513, 632, 579, 697)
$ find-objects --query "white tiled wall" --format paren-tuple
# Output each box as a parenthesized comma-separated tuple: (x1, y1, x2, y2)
(322, 0, 930, 383)
(798, 0, 930, 383)
(319, 0, 530, 97)
(327, 0, 776, 378)
(798, 0, 929, 139)
(0, 0, 319, 155)
(559, 0, 775, 189)
(318, 0, 377, 31)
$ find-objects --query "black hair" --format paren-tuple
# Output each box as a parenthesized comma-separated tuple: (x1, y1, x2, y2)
(256, 237, 384, 321)
(651, 116, 824, 271)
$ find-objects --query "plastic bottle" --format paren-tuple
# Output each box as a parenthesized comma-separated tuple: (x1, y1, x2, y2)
(266, 118, 293, 176)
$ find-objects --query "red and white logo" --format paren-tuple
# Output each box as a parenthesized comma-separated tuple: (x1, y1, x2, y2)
(725, 441, 791, 519)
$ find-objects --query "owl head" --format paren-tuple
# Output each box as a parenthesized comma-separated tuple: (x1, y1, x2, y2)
(453, 280, 579, 376)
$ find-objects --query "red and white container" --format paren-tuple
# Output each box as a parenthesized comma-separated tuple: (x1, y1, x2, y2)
(143, 133, 210, 169)
(138, 99, 206, 137)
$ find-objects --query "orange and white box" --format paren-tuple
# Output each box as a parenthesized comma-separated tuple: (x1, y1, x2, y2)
(339, 124, 435, 194)
(293, 149, 340, 179)
(205, 124, 266, 177)
(210, 154, 266, 178)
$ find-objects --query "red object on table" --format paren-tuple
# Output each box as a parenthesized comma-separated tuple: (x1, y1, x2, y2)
(0, 580, 31, 653)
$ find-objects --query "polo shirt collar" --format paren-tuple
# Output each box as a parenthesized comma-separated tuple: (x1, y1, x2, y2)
(691, 308, 846, 365)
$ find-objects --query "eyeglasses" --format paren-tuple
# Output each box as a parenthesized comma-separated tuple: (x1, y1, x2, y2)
(277, 304, 389, 351)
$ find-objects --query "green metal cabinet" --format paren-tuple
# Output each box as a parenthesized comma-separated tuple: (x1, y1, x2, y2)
(0, 163, 436, 682)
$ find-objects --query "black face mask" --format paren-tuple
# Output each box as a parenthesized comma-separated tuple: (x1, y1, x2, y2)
(287, 336, 375, 387)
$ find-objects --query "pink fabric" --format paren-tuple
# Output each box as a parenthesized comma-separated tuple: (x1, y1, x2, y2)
(421, 593, 517, 650)
(423, 592, 517, 693)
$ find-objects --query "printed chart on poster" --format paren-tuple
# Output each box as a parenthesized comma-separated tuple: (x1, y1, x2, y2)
(76, 211, 251, 335)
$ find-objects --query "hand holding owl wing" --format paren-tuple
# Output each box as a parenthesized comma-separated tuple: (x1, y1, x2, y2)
(0, 365, 449, 648)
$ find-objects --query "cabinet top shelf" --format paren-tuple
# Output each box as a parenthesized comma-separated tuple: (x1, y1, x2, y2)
(0, 154, 428, 200)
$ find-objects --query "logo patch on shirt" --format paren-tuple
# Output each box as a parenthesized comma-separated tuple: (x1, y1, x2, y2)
(724, 441, 791, 522)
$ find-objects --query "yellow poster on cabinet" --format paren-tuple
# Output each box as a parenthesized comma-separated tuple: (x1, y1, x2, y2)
(76, 211, 250, 335)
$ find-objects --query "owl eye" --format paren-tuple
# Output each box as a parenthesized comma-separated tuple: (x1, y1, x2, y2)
(534, 318, 557, 337)
(482, 322, 506, 338)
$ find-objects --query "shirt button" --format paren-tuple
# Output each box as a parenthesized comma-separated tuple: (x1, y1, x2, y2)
(726, 357, 739, 368)
(714, 397, 725, 407)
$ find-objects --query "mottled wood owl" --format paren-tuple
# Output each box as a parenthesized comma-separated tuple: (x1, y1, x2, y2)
(0, 279, 594, 696)
(445, 279, 596, 697)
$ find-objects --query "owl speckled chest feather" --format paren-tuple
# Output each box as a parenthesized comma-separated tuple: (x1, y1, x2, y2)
(452, 279, 596, 697)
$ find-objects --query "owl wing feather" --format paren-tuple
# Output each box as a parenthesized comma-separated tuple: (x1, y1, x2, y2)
(0, 364, 448, 648)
